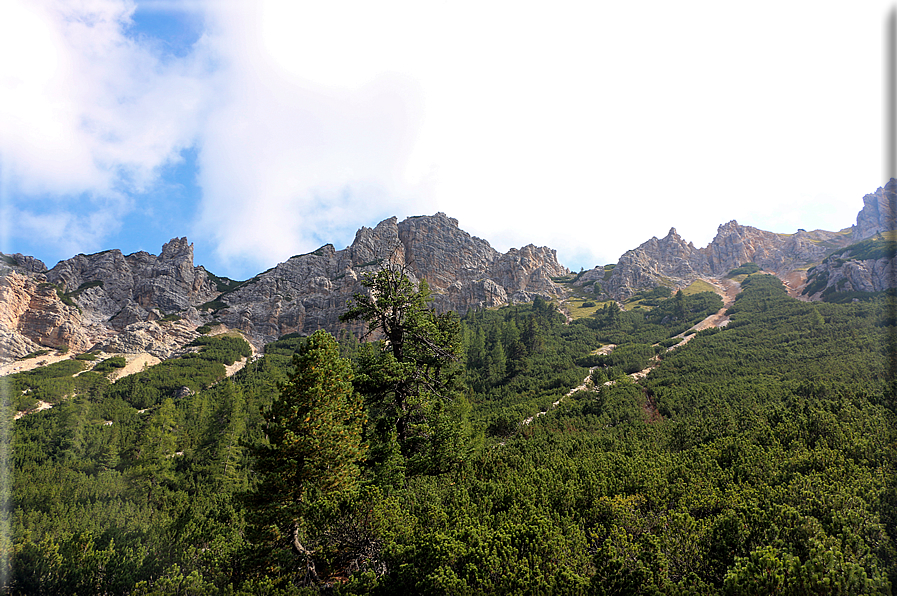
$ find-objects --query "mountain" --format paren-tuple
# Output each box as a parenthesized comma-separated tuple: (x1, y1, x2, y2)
(211, 213, 567, 345)
(0, 237, 219, 360)
(576, 180, 897, 300)
(0, 213, 567, 361)
(3, 182, 896, 363)
(7, 185, 897, 593)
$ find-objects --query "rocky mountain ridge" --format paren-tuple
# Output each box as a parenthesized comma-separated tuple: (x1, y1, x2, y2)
(212, 213, 568, 345)
(3, 180, 895, 364)
(576, 180, 896, 300)
(0, 213, 567, 361)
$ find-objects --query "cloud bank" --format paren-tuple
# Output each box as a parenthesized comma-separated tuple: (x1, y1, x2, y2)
(0, 0, 891, 277)
(0, 0, 208, 254)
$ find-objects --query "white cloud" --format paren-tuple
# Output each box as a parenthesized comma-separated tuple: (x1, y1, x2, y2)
(192, 0, 889, 271)
(191, 1, 428, 270)
(0, 0, 208, 251)
(1, 0, 893, 275)
(1, 203, 126, 262)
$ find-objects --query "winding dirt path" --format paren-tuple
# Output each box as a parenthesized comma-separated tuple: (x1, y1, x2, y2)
(667, 278, 739, 350)
(523, 278, 743, 426)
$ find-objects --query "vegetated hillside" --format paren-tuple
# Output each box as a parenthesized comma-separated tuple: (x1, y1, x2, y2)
(7, 275, 897, 594)
(801, 231, 897, 301)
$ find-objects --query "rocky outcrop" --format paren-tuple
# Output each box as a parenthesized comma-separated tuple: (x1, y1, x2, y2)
(801, 237, 897, 299)
(704, 221, 840, 275)
(97, 319, 202, 359)
(587, 177, 897, 301)
(0, 239, 218, 362)
(215, 213, 569, 345)
(397, 214, 498, 290)
(583, 221, 852, 300)
(46, 238, 217, 321)
(0, 272, 98, 356)
(1, 253, 48, 275)
(854, 179, 897, 241)
(0, 213, 571, 361)
(0, 329, 42, 361)
(599, 228, 705, 299)
(802, 257, 895, 298)
(488, 244, 569, 301)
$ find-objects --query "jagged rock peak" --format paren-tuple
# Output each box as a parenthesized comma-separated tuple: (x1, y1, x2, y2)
(45, 237, 216, 318)
(434, 212, 460, 227)
(397, 213, 499, 292)
(211, 213, 568, 345)
(1, 219, 568, 360)
(716, 220, 741, 233)
(160, 237, 193, 260)
(0, 252, 48, 275)
(854, 178, 897, 241)
(348, 217, 403, 267)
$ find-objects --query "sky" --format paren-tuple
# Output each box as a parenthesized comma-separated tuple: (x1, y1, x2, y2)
(0, 1, 893, 280)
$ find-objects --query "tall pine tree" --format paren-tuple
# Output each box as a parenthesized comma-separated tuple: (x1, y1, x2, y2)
(245, 330, 366, 584)
(341, 266, 468, 477)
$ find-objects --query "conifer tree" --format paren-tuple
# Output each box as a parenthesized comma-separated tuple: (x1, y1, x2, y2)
(127, 397, 178, 504)
(246, 330, 366, 583)
(341, 266, 466, 475)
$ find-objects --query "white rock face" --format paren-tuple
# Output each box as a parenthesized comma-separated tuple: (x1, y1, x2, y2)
(854, 179, 897, 241)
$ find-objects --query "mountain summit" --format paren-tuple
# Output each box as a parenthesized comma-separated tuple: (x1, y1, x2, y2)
(3, 182, 896, 363)
(574, 181, 896, 301)
(0, 213, 567, 361)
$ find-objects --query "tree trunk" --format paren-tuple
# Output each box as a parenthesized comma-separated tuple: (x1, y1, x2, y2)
(291, 523, 319, 585)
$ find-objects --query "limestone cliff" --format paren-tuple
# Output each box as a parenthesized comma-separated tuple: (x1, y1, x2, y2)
(587, 220, 853, 300)
(0, 214, 568, 361)
(0, 238, 218, 361)
(577, 179, 893, 301)
(854, 179, 897, 241)
(801, 235, 897, 299)
(0, 272, 97, 359)
(214, 213, 568, 345)
(45, 237, 218, 322)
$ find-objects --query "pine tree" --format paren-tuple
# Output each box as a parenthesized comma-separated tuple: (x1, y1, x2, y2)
(674, 289, 685, 319)
(341, 266, 467, 476)
(127, 398, 178, 505)
(246, 330, 366, 583)
(213, 381, 247, 485)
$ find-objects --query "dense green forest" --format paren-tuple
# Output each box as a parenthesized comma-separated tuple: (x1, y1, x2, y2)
(3, 271, 896, 594)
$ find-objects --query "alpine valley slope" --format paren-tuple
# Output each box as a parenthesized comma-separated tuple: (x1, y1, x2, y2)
(0, 213, 568, 362)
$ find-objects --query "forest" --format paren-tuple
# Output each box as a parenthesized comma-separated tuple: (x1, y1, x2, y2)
(3, 270, 896, 595)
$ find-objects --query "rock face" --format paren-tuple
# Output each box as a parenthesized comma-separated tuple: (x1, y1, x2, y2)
(591, 221, 842, 299)
(1, 253, 48, 275)
(45, 238, 218, 321)
(0, 238, 219, 362)
(8, 181, 893, 362)
(803, 256, 895, 298)
(801, 230, 897, 298)
(0, 272, 96, 359)
(98, 319, 206, 359)
(579, 178, 897, 301)
(0, 214, 568, 361)
(854, 179, 897, 241)
(215, 213, 568, 345)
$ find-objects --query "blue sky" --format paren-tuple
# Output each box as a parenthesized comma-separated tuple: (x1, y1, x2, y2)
(0, 1, 892, 280)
